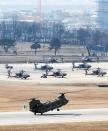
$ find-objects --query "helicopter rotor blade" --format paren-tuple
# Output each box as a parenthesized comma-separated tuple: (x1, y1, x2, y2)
(0, 98, 36, 103)
(59, 89, 88, 95)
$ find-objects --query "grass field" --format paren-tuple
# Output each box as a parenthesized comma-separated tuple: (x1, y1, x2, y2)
(0, 63, 108, 130)
(0, 122, 108, 131)
(0, 81, 108, 111)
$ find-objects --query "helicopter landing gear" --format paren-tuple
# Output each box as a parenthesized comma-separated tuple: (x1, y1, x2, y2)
(57, 108, 60, 111)
(41, 74, 47, 78)
(41, 112, 43, 115)
(34, 112, 37, 115)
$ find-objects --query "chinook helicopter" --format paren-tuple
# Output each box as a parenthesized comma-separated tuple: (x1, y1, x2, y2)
(27, 89, 86, 115)
(28, 93, 68, 115)
(0, 90, 86, 115)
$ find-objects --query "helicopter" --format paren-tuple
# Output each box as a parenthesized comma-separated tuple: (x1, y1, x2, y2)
(41, 69, 67, 78)
(28, 93, 69, 115)
(52, 70, 67, 78)
(5, 64, 13, 69)
(72, 62, 91, 70)
(85, 68, 107, 77)
(27, 89, 86, 115)
(15, 70, 30, 79)
(82, 56, 98, 63)
(0, 90, 86, 115)
(48, 57, 58, 63)
(34, 63, 53, 71)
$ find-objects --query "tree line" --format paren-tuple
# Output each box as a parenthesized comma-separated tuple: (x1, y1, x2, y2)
(0, 18, 108, 56)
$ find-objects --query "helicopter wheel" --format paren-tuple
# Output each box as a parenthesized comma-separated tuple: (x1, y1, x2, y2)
(41, 113, 43, 115)
(34, 112, 37, 115)
(57, 109, 60, 111)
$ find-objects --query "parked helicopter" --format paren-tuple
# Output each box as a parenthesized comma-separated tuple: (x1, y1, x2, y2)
(48, 56, 64, 63)
(41, 69, 67, 78)
(72, 62, 91, 70)
(85, 68, 107, 76)
(48, 57, 58, 63)
(28, 93, 69, 115)
(15, 70, 30, 79)
(81, 56, 98, 63)
(5, 64, 13, 69)
(34, 63, 53, 71)
(7, 69, 30, 79)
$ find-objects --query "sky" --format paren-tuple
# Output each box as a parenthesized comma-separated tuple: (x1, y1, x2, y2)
(0, 0, 95, 5)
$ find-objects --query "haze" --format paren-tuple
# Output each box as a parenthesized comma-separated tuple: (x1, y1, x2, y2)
(0, 0, 95, 5)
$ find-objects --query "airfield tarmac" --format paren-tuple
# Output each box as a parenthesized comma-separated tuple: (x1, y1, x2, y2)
(0, 62, 108, 126)
(0, 108, 108, 125)
(0, 62, 108, 85)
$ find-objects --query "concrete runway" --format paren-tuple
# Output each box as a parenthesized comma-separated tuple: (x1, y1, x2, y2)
(0, 108, 108, 125)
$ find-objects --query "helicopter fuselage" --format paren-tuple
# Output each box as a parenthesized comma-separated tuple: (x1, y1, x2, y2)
(29, 94, 69, 115)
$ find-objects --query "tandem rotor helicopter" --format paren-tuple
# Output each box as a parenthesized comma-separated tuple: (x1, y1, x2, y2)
(28, 92, 68, 115)
(24, 90, 85, 115)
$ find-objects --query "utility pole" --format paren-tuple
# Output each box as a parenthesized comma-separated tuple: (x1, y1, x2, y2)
(37, 0, 42, 21)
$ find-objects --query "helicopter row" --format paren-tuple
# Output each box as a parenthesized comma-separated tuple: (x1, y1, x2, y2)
(5, 61, 107, 80)
(5, 64, 67, 79)
(72, 61, 107, 77)
(34, 63, 67, 78)
(41, 69, 67, 78)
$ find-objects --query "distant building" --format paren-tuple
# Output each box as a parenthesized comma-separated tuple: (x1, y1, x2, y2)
(97, 0, 108, 28)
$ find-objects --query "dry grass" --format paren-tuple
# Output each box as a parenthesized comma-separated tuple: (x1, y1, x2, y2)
(0, 122, 108, 131)
(0, 81, 108, 111)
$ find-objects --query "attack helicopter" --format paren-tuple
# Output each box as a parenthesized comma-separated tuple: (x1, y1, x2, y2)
(5, 64, 13, 69)
(41, 69, 67, 78)
(48, 56, 64, 63)
(48, 57, 58, 63)
(85, 68, 107, 77)
(15, 70, 30, 79)
(6, 69, 30, 79)
(52, 70, 67, 78)
(82, 56, 99, 63)
(34, 63, 53, 71)
(72, 62, 91, 70)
